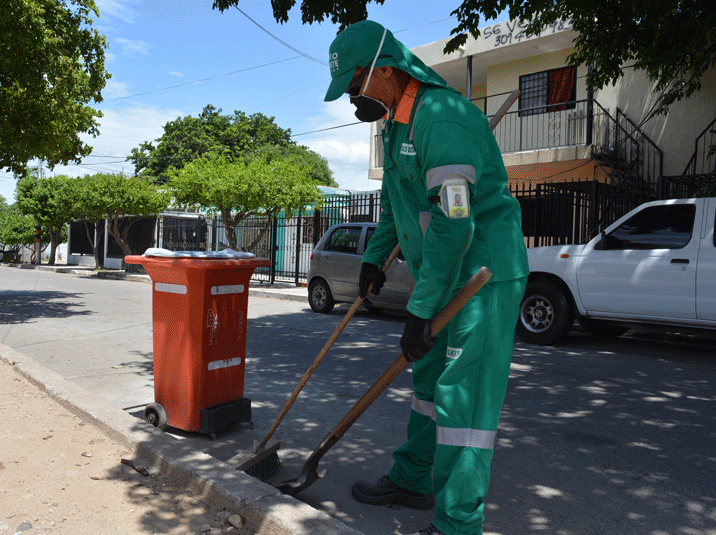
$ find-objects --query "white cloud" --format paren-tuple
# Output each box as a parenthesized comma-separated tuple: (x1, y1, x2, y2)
(47, 104, 184, 178)
(168, 71, 184, 77)
(300, 100, 376, 191)
(103, 79, 131, 99)
(95, 0, 139, 24)
(114, 37, 150, 56)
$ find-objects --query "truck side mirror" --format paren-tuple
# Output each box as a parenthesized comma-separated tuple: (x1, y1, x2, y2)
(595, 231, 609, 250)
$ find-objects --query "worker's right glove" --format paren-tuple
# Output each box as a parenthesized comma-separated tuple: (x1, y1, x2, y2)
(400, 312, 436, 362)
(359, 262, 386, 298)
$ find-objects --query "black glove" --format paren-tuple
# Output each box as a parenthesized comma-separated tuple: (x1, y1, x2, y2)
(400, 312, 436, 362)
(359, 262, 386, 298)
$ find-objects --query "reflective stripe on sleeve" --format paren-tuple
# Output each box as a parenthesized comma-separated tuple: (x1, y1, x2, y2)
(426, 164, 477, 190)
(437, 426, 496, 450)
(411, 396, 437, 421)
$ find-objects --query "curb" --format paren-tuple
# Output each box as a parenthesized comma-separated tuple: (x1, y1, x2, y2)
(0, 342, 363, 535)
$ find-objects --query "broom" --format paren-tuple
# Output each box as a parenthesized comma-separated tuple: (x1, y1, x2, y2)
(229, 244, 402, 478)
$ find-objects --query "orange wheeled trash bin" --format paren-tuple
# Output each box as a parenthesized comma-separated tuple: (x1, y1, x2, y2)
(125, 249, 270, 437)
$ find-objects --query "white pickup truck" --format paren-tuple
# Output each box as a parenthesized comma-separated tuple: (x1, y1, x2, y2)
(515, 197, 716, 345)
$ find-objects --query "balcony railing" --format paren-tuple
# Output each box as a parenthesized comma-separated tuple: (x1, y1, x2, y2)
(488, 99, 592, 152)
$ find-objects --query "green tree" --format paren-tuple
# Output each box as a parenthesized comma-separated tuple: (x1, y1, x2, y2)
(79, 173, 170, 266)
(15, 174, 73, 265)
(213, 0, 715, 117)
(128, 105, 298, 180)
(0, 205, 51, 262)
(0, 0, 110, 175)
(166, 153, 322, 252)
(254, 144, 337, 187)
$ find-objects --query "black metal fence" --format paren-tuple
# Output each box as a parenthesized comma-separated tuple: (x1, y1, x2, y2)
(71, 171, 708, 283)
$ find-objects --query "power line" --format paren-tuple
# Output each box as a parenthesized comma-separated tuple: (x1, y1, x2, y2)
(292, 121, 364, 137)
(233, 6, 326, 65)
(107, 55, 303, 102)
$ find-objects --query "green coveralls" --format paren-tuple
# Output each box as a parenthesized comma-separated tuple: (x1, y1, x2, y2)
(362, 80, 530, 535)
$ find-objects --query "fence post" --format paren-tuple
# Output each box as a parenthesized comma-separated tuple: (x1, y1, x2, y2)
(271, 217, 278, 284)
(535, 184, 542, 246)
(313, 209, 321, 247)
(294, 214, 302, 286)
(586, 65, 594, 146)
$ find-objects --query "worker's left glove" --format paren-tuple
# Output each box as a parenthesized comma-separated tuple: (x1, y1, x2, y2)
(359, 262, 386, 298)
(400, 312, 436, 362)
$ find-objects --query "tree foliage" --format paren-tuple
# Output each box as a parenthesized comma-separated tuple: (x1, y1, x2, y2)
(0, 204, 52, 262)
(0, 0, 110, 175)
(213, 0, 715, 116)
(128, 105, 298, 180)
(166, 153, 322, 251)
(15, 174, 74, 264)
(75, 173, 170, 263)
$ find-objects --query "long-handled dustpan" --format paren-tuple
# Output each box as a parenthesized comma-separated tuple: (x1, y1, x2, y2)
(275, 266, 492, 496)
(226, 243, 403, 474)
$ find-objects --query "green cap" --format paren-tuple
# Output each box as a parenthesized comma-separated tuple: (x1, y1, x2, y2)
(324, 20, 448, 102)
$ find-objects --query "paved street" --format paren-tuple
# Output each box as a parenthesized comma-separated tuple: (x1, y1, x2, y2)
(1, 266, 715, 535)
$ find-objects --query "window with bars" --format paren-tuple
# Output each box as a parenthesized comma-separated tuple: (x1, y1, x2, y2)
(519, 66, 577, 116)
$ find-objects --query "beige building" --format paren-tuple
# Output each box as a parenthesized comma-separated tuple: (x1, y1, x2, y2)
(368, 19, 716, 245)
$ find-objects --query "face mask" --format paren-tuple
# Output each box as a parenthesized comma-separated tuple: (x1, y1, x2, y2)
(347, 28, 390, 123)
(350, 94, 389, 122)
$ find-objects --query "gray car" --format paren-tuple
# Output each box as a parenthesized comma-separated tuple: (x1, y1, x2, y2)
(307, 222, 415, 313)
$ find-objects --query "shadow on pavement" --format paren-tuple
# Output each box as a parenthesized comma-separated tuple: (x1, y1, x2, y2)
(0, 290, 91, 324)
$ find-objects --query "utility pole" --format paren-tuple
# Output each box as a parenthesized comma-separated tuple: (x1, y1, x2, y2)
(35, 160, 43, 265)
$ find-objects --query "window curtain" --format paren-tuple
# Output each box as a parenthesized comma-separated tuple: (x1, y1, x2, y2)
(547, 66, 575, 112)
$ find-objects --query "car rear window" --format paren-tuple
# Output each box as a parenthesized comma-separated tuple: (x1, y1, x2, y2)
(326, 227, 362, 254)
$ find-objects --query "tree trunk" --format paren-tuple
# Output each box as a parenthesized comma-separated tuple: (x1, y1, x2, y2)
(108, 215, 135, 272)
(47, 225, 61, 265)
(221, 209, 238, 250)
(83, 220, 103, 269)
(245, 216, 275, 253)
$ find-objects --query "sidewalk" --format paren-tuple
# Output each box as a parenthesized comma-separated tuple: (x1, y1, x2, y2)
(0, 261, 309, 302)
(0, 263, 361, 535)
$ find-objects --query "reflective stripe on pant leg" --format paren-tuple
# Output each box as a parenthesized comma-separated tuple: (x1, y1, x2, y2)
(389, 329, 447, 495)
(432, 278, 526, 535)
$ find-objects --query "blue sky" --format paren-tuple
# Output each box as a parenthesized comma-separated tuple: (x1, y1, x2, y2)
(0, 0, 507, 204)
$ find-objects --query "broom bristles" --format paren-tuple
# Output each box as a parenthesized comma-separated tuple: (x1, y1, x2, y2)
(244, 452, 281, 479)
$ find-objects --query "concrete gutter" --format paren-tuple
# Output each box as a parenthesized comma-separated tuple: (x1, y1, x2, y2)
(0, 343, 362, 535)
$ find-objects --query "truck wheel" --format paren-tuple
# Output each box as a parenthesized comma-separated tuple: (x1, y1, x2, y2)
(516, 281, 574, 345)
(309, 278, 335, 314)
(578, 318, 630, 339)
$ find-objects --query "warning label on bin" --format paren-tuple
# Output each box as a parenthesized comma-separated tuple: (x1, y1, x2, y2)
(155, 283, 188, 294)
(211, 285, 245, 295)
(208, 357, 242, 371)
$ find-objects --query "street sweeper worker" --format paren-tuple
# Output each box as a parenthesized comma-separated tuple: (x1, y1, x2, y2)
(324, 20, 529, 535)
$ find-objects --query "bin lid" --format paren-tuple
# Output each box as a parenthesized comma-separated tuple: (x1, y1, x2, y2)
(142, 248, 256, 259)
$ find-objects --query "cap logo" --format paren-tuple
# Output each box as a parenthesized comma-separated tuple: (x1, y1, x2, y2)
(329, 52, 339, 74)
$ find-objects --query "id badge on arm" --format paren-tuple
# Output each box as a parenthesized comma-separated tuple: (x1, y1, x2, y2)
(439, 178, 470, 219)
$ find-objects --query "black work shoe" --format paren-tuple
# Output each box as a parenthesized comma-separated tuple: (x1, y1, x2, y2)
(408, 524, 445, 535)
(351, 475, 435, 510)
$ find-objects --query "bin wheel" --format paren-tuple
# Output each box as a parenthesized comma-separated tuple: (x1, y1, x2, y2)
(144, 403, 167, 431)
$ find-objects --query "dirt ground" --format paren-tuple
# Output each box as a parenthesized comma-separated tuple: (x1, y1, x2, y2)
(0, 361, 248, 535)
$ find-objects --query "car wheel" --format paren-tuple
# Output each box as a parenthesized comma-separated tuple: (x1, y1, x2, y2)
(309, 278, 335, 313)
(578, 317, 630, 339)
(515, 281, 574, 345)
